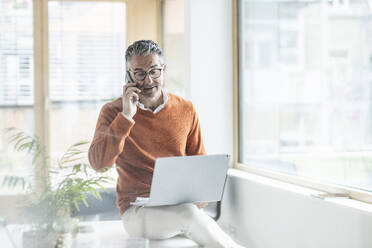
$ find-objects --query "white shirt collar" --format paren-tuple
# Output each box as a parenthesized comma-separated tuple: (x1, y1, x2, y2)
(137, 88, 168, 114)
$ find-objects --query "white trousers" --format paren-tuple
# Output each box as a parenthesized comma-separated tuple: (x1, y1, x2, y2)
(121, 203, 243, 248)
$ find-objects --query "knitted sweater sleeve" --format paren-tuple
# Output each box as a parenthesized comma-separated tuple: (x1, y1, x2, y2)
(186, 105, 206, 156)
(88, 103, 134, 171)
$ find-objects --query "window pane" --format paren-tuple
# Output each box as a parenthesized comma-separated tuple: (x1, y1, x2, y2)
(162, 0, 186, 98)
(0, 0, 34, 194)
(48, 1, 126, 185)
(239, 0, 372, 191)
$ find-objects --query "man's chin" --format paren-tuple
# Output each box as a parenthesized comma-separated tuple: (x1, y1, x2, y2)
(139, 86, 162, 102)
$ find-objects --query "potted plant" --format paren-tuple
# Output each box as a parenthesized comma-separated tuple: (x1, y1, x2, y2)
(1, 128, 113, 248)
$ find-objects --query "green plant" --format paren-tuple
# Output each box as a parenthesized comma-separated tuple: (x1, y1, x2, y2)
(1, 128, 113, 232)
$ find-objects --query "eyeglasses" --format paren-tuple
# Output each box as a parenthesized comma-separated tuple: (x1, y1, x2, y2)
(129, 67, 163, 81)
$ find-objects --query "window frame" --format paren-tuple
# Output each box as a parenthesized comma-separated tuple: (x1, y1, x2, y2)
(33, 0, 130, 193)
(232, 0, 372, 205)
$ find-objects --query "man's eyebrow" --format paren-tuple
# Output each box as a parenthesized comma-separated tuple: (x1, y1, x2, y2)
(133, 65, 161, 71)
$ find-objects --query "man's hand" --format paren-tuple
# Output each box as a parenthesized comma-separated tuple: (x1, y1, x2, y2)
(122, 82, 141, 119)
(194, 202, 208, 209)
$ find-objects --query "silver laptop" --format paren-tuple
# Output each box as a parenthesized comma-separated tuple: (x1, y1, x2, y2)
(131, 154, 230, 207)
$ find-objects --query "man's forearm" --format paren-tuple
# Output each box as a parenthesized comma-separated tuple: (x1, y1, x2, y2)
(89, 112, 134, 170)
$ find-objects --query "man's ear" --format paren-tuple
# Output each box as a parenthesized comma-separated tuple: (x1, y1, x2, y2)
(163, 64, 167, 73)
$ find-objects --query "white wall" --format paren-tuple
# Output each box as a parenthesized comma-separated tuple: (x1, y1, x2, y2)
(219, 170, 372, 248)
(184, 1, 372, 248)
(184, 0, 234, 157)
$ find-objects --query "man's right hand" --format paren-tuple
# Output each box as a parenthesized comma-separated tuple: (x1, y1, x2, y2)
(122, 82, 141, 120)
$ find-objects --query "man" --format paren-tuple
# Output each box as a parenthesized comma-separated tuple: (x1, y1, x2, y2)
(88, 40, 244, 248)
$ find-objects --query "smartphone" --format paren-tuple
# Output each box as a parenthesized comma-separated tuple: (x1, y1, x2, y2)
(125, 71, 139, 103)
(126, 71, 134, 83)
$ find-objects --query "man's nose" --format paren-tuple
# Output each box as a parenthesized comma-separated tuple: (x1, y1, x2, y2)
(143, 73, 153, 86)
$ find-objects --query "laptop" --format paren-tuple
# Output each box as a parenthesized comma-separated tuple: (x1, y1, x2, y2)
(131, 154, 230, 207)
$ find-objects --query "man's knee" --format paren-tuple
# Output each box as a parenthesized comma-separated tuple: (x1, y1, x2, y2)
(176, 203, 201, 221)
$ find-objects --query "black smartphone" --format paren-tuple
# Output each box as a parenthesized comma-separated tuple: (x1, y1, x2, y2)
(125, 71, 139, 103)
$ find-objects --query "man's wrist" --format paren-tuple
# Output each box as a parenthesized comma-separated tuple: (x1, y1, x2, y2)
(121, 112, 134, 123)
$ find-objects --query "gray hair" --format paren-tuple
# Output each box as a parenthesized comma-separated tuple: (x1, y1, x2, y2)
(125, 40, 164, 67)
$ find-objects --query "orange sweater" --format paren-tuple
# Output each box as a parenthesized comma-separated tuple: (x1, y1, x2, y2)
(88, 93, 206, 215)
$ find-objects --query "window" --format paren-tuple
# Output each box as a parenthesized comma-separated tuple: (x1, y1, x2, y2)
(162, 0, 186, 98)
(48, 1, 126, 185)
(0, 0, 126, 194)
(238, 0, 372, 195)
(0, 0, 34, 194)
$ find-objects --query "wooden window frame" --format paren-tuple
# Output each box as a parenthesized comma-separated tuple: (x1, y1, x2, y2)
(1, 0, 163, 221)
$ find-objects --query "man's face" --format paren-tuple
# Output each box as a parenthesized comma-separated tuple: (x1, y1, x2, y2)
(127, 54, 165, 103)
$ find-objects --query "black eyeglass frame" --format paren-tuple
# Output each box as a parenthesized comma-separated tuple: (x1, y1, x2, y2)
(128, 66, 164, 81)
